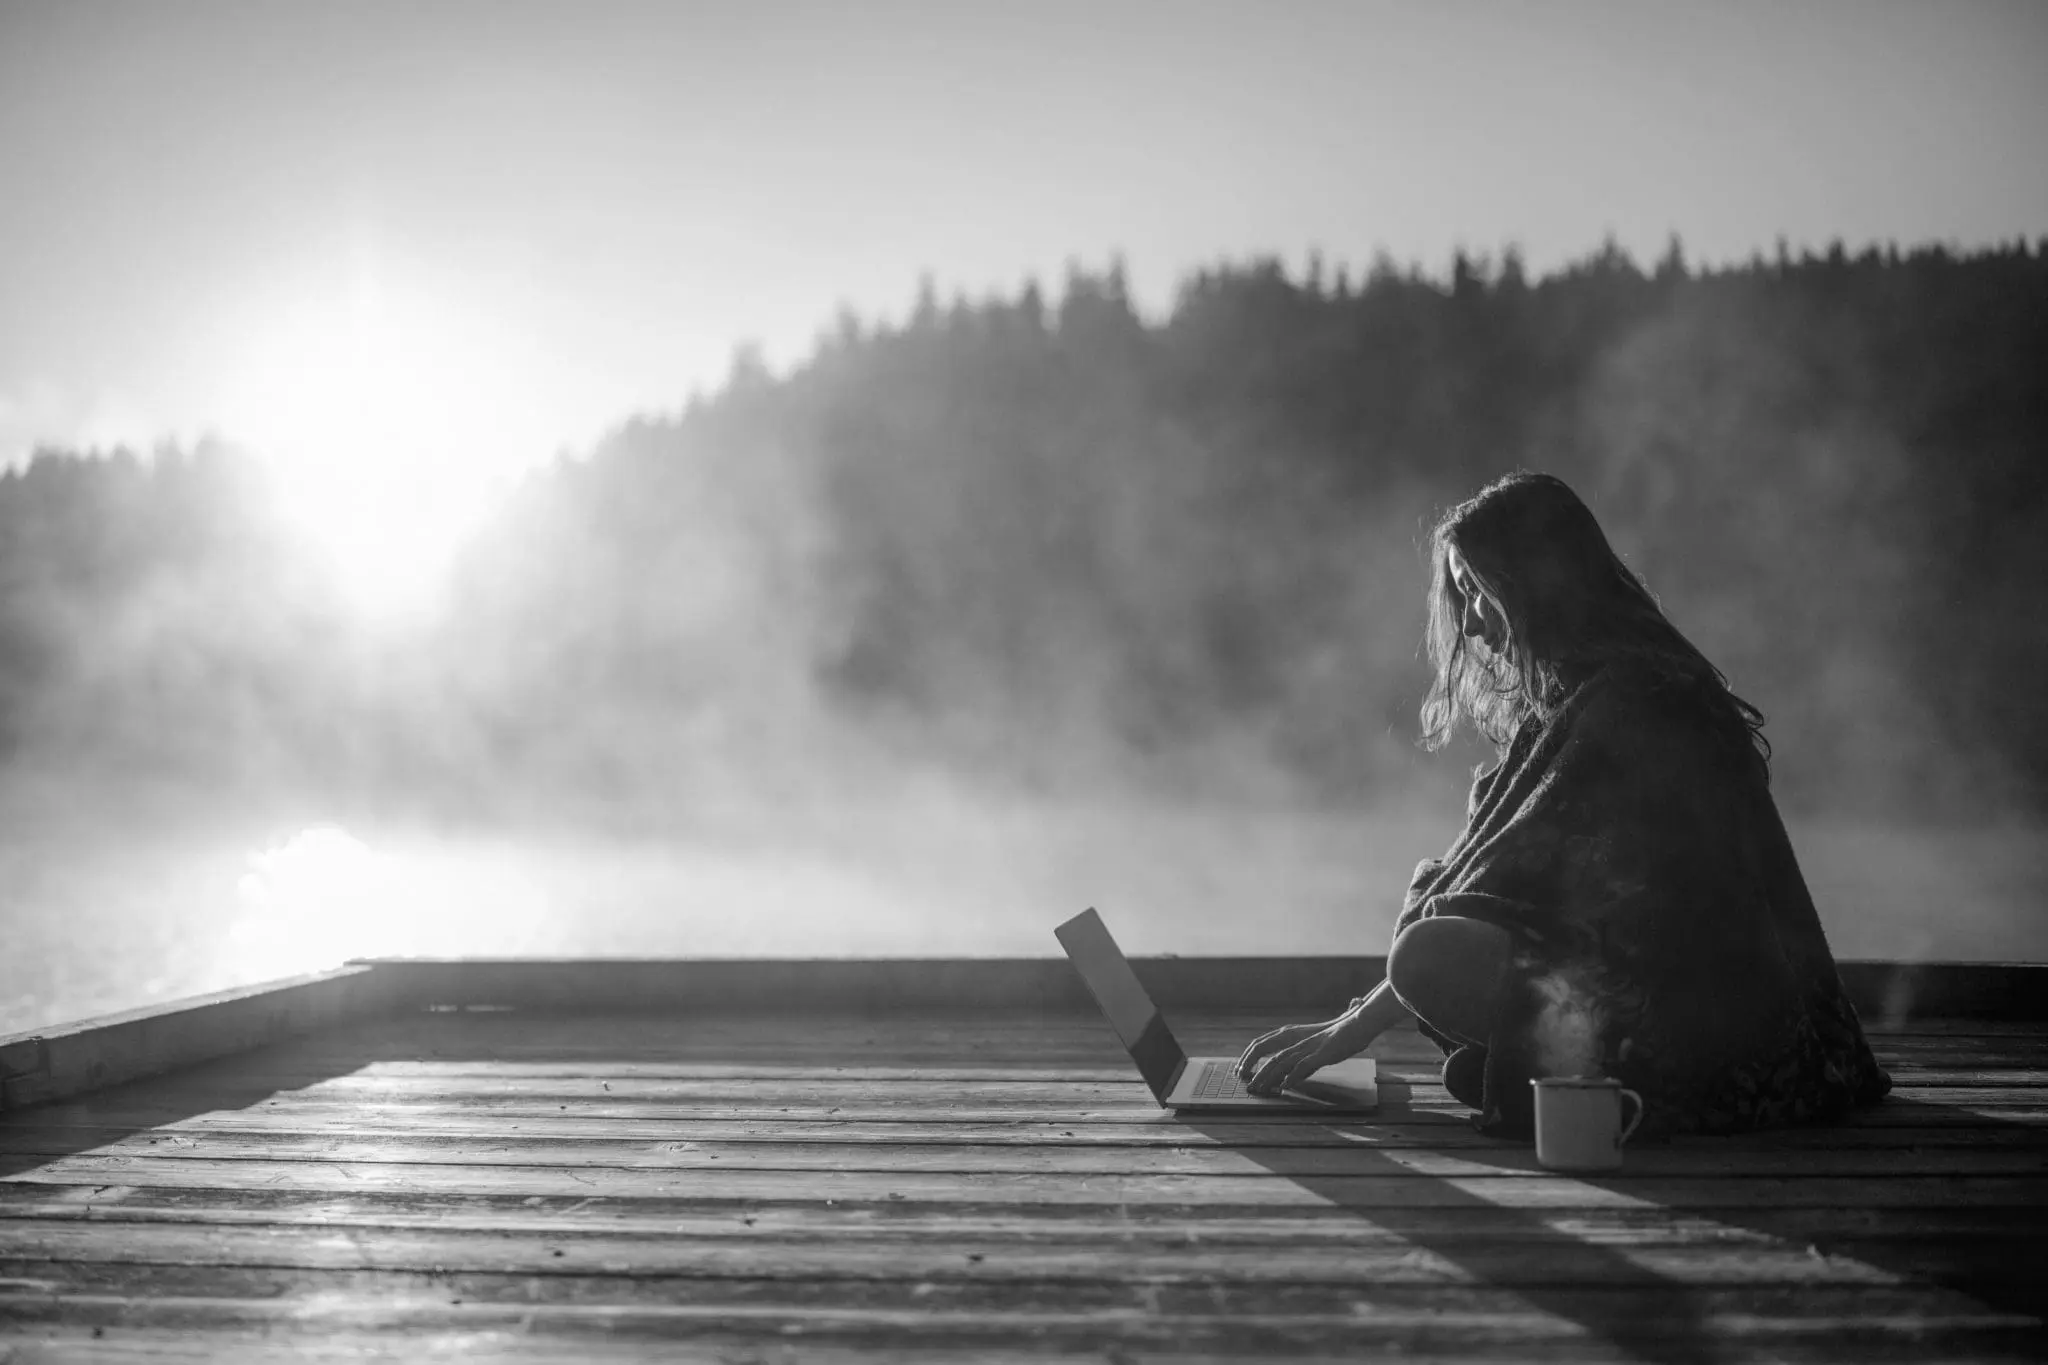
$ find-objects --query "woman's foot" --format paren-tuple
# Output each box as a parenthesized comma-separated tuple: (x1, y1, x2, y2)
(1443, 1044, 1487, 1109)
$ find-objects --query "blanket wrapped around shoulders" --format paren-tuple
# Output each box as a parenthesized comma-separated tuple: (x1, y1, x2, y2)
(1397, 661, 1892, 1139)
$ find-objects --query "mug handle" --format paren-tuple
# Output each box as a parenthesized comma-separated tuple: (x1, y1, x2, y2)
(1617, 1088, 1645, 1145)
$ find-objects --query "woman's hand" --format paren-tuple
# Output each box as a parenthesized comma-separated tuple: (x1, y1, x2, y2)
(1236, 1014, 1371, 1095)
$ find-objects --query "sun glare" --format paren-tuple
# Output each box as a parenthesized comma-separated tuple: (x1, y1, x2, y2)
(219, 263, 537, 616)
(230, 825, 414, 975)
(223, 824, 555, 981)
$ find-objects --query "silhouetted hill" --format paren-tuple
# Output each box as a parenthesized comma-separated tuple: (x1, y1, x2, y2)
(6, 237, 2045, 820)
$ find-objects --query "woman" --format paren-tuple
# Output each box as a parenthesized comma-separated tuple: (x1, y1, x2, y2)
(1237, 471, 1890, 1137)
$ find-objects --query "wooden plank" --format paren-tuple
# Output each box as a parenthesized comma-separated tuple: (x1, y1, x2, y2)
(2, 1324, 2039, 1365)
(0, 1258, 2039, 1325)
(240, 1014, 2048, 1083)
(6, 1216, 2046, 1290)
(43, 1068, 2047, 1104)
(1838, 961, 2048, 1025)
(8, 1156, 2048, 1206)
(17, 1091, 2027, 1139)
(82, 1009, 2039, 1089)
(0, 1266, 2036, 1345)
(8, 1179, 2046, 1233)
(0, 1329, 1696, 1365)
(259, 1034, 2048, 1072)
(3, 1125, 2044, 1178)
(3, 1121, 2044, 1180)
(10, 1110, 2043, 1150)
(355, 957, 1391, 1017)
(0, 967, 401, 1113)
(219, 1050, 2048, 1088)
(354, 956, 2048, 1021)
(276, 1009, 2048, 1046)
(11, 1336, 2042, 1365)
(316, 1006, 2048, 1035)
(104, 1054, 2048, 1086)
(17, 1088, 2046, 1132)
(1861, 1019, 2048, 1037)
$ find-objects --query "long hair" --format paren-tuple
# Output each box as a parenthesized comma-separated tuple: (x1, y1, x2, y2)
(1418, 471, 1770, 770)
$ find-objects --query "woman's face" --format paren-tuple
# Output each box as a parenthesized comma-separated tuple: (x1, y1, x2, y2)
(1446, 544, 1507, 655)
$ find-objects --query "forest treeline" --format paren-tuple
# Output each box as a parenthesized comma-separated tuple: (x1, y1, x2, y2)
(3, 236, 2044, 821)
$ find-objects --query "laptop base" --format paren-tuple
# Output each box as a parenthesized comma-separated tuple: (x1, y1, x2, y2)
(1163, 1055, 1378, 1112)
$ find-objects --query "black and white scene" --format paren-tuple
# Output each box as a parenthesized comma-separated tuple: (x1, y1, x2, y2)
(1, 1, 2045, 1360)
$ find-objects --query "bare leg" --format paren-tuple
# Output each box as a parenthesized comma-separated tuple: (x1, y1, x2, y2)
(1387, 915, 1513, 1048)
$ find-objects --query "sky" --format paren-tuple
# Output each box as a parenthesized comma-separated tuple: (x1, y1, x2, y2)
(1, 0, 2044, 476)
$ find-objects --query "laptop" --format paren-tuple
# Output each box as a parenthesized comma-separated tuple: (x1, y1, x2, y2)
(1055, 907, 1377, 1112)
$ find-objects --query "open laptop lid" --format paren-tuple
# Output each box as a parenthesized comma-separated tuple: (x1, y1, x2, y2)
(1055, 908, 1185, 1102)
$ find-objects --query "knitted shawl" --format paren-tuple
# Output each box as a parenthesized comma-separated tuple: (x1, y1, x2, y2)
(1397, 662, 1892, 1139)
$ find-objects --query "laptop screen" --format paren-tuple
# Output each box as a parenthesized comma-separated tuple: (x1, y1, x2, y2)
(1055, 908, 1184, 1099)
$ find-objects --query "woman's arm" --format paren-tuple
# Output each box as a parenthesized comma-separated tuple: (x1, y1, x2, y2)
(1346, 977, 1414, 1039)
(1236, 979, 1412, 1095)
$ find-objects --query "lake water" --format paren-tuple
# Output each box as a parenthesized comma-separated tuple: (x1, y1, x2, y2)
(3, 792, 2043, 1036)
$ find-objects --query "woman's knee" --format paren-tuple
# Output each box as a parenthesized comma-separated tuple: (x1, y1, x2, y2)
(1388, 916, 1513, 1045)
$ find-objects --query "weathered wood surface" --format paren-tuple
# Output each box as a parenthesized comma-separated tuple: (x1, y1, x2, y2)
(0, 966, 398, 1113)
(2, 1009, 2044, 1361)
(354, 956, 2048, 1023)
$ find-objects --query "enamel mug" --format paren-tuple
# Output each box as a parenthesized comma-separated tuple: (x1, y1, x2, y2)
(1530, 1076, 1645, 1171)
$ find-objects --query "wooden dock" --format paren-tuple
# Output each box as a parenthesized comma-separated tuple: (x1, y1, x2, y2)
(1, 958, 2044, 1361)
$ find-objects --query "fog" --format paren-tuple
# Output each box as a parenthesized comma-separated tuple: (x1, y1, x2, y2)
(4, 241, 2046, 1035)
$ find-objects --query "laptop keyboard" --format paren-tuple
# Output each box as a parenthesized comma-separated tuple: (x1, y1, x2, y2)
(1190, 1061, 1251, 1099)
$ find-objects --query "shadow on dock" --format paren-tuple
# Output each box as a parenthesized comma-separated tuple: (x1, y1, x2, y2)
(1181, 1086, 2048, 1364)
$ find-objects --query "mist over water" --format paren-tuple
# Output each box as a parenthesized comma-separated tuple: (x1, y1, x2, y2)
(4, 241, 2047, 1035)
(6, 786, 2042, 1036)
